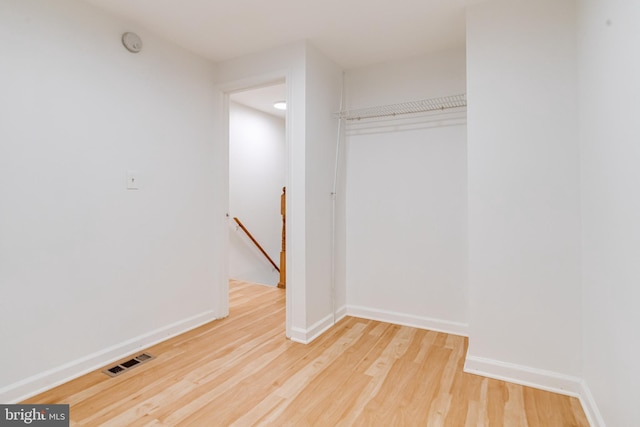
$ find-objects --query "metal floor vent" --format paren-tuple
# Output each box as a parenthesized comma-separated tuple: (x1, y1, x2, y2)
(104, 353, 154, 377)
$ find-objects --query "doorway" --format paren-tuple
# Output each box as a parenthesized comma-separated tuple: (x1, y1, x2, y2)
(227, 82, 287, 291)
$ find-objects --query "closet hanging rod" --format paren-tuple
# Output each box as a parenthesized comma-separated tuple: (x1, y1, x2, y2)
(337, 93, 466, 121)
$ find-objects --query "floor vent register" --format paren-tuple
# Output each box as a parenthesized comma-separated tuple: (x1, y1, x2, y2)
(104, 353, 154, 377)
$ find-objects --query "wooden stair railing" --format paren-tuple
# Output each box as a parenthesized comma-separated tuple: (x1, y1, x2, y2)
(278, 187, 286, 289)
(233, 217, 280, 273)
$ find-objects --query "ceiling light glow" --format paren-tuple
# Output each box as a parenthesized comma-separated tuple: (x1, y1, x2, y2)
(273, 101, 287, 111)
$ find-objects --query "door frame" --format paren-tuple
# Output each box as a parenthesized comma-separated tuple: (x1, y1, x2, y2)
(216, 69, 295, 338)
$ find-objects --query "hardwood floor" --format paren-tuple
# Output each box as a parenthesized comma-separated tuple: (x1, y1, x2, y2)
(25, 280, 589, 426)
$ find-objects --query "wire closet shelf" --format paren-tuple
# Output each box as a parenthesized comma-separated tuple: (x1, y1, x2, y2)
(337, 93, 466, 121)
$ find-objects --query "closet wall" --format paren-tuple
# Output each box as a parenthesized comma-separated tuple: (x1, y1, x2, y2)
(579, 0, 640, 424)
(465, 0, 582, 383)
(344, 49, 468, 334)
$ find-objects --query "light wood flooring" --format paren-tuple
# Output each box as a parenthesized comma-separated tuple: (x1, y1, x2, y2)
(26, 279, 589, 426)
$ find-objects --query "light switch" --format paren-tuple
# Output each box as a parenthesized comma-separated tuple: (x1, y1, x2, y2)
(127, 170, 139, 190)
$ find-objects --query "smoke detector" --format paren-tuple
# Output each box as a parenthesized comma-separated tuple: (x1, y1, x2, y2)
(122, 32, 143, 53)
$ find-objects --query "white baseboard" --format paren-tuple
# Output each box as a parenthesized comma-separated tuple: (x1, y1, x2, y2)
(463, 354, 607, 427)
(288, 326, 308, 344)
(289, 312, 337, 345)
(463, 353, 583, 397)
(464, 354, 582, 397)
(346, 305, 468, 337)
(0, 310, 219, 404)
(578, 379, 607, 427)
(288, 308, 350, 345)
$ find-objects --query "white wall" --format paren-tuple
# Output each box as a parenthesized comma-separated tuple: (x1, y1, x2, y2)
(344, 49, 468, 335)
(0, 0, 225, 402)
(578, 0, 640, 425)
(345, 49, 466, 106)
(465, 0, 583, 391)
(303, 45, 343, 333)
(216, 42, 343, 342)
(228, 101, 285, 286)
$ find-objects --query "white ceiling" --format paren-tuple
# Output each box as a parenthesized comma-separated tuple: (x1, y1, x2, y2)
(230, 84, 287, 119)
(82, 0, 467, 70)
